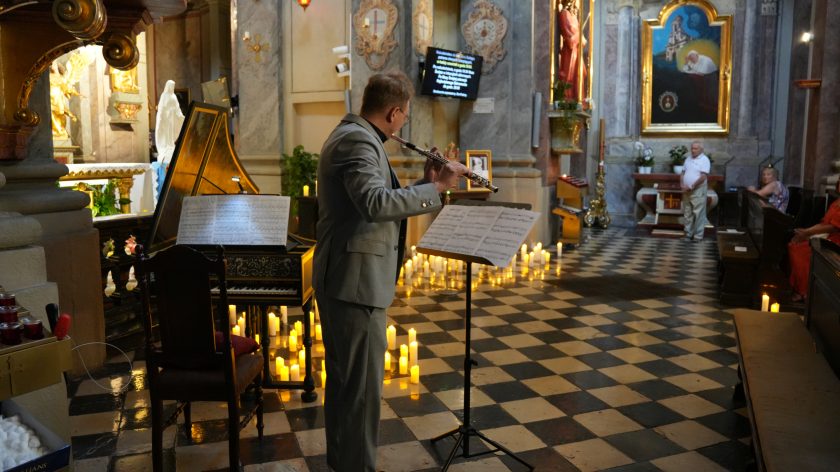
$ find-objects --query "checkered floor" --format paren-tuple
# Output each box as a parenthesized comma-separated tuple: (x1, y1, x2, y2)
(68, 227, 752, 471)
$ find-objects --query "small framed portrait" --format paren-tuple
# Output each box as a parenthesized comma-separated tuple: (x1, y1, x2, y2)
(465, 150, 492, 191)
(173, 88, 190, 116)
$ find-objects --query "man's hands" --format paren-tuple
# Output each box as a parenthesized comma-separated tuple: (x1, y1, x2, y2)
(791, 228, 809, 243)
(423, 147, 468, 193)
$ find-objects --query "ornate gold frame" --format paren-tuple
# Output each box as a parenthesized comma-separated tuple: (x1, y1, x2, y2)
(353, 0, 398, 70)
(465, 149, 492, 192)
(641, 0, 732, 135)
(549, 0, 594, 103)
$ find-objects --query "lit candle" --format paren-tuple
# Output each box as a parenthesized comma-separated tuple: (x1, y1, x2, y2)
(770, 303, 780, 313)
(315, 323, 322, 341)
(228, 305, 236, 327)
(321, 359, 326, 372)
(520, 243, 527, 259)
(298, 349, 306, 367)
(290, 364, 301, 382)
(387, 325, 396, 350)
(309, 311, 315, 331)
(255, 334, 260, 345)
(281, 306, 288, 325)
(303, 185, 310, 197)
(408, 328, 417, 345)
(409, 341, 418, 366)
(237, 316, 245, 337)
(294, 320, 303, 335)
(761, 294, 770, 312)
(399, 355, 408, 375)
(410, 364, 420, 384)
(275, 356, 284, 373)
(557, 242, 563, 257)
(405, 259, 413, 277)
(232, 325, 241, 336)
(315, 179, 318, 196)
(384, 351, 391, 371)
(423, 260, 430, 277)
(280, 365, 290, 381)
(268, 313, 278, 336)
(321, 369, 326, 387)
(400, 343, 408, 359)
(289, 329, 298, 351)
(544, 251, 551, 266)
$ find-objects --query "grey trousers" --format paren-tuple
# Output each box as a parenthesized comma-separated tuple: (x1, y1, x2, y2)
(683, 182, 708, 240)
(316, 291, 387, 472)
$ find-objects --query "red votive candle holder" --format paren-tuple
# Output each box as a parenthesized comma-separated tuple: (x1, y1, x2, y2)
(21, 318, 44, 340)
(0, 292, 15, 307)
(0, 306, 18, 323)
(0, 322, 23, 345)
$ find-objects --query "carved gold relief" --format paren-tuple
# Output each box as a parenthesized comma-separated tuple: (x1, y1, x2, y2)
(353, 0, 398, 70)
(110, 66, 139, 93)
(412, 0, 433, 55)
(461, 0, 508, 74)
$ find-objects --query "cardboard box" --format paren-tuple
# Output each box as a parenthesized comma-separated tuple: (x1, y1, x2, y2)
(1, 399, 70, 472)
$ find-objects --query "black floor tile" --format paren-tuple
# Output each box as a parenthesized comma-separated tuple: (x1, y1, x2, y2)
(420, 371, 465, 392)
(696, 439, 754, 470)
(577, 352, 626, 369)
(531, 329, 577, 344)
(481, 324, 524, 338)
(517, 344, 564, 361)
(480, 381, 539, 403)
(523, 416, 595, 446)
(695, 386, 742, 410)
(377, 418, 417, 445)
(69, 393, 124, 416)
(563, 370, 619, 389)
(647, 329, 690, 342)
(586, 336, 632, 351)
(499, 444, 580, 471)
(285, 406, 325, 431)
(387, 393, 448, 418)
(499, 311, 539, 323)
(695, 411, 752, 439)
(176, 419, 230, 445)
(604, 429, 685, 462)
(453, 404, 518, 430)
(72, 432, 119, 460)
(470, 337, 510, 353)
(545, 391, 610, 415)
(618, 401, 685, 428)
(642, 343, 691, 359)
(697, 366, 740, 386)
(417, 330, 459, 345)
(699, 348, 739, 366)
(603, 462, 661, 472)
(635, 359, 691, 378)
(628, 379, 689, 401)
(499, 361, 556, 380)
(241, 432, 303, 463)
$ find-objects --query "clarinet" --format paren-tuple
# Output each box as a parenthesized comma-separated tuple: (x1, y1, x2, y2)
(391, 134, 500, 193)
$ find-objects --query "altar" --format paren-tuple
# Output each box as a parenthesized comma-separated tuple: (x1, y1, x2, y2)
(633, 173, 723, 226)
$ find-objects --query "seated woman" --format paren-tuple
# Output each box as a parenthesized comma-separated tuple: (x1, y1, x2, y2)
(788, 179, 840, 301)
(748, 166, 789, 212)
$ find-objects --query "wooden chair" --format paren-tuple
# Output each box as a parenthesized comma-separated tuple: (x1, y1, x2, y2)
(137, 244, 264, 472)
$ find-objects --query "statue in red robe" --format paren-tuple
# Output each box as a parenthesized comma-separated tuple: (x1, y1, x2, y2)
(557, 0, 581, 100)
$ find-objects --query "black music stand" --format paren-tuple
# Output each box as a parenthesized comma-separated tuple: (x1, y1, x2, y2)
(417, 204, 538, 471)
(423, 257, 533, 471)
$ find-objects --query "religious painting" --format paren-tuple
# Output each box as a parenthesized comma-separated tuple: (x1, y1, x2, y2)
(641, 0, 732, 135)
(465, 150, 492, 192)
(550, 0, 594, 104)
(353, 0, 398, 70)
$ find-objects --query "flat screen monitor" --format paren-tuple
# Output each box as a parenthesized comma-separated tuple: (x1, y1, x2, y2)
(420, 47, 482, 100)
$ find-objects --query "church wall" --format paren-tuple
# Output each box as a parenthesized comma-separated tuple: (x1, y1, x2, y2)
(783, 0, 812, 187)
(150, 13, 203, 115)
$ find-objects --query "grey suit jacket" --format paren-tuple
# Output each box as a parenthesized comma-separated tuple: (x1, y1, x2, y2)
(313, 114, 441, 309)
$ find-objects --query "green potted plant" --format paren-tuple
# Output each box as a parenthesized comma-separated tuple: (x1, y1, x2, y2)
(669, 145, 688, 174)
(282, 145, 319, 215)
(549, 80, 586, 153)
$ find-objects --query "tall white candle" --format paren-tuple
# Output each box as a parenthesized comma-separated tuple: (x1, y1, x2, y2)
(399, 356, 408, 375)
(400, 343, 409, 359)
(770, 303, 780, 313)
(408, 328, 417, 345)
(275, 356, 284, 373)
(298, 349, 306, 367)
(384, 351, 391, 371)
(410, 364, 420, 384)
(409, 341, 418, 366)
(228, 305, 236, 327)
(761, 294, 770, 312)
(557, 242, 563, 257)
(387, 325, 397, 350)
(316, 323, 322, 341)
(290, 364, 301, 382)
(520, 243, 527, 259)
(268, 313, 278, 336)
(280, 365, 290, 381)
(289, 329, 298, 351)
(302, 185, 310, 197)
(281, 306, 288, 325)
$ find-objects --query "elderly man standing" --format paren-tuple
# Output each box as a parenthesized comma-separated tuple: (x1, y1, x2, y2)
(681, 141, 711, 241)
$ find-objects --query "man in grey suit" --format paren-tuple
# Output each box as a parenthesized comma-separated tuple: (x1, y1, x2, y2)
(314, 71, 466, 471)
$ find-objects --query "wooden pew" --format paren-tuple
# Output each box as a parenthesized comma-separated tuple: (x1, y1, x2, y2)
(717, 191, 793, 305)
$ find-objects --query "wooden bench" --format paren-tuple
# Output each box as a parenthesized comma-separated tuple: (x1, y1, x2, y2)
(733, 308, 840, 471)
(717, 191, 793, 305)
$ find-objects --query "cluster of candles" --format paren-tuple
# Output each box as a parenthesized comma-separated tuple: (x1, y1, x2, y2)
(760, 293, 781, 313)
(399, 242, 565, 293)
(385, 325, 421, 384)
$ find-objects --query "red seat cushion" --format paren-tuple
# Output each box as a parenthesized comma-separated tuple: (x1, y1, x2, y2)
(214, 332, 259, 357)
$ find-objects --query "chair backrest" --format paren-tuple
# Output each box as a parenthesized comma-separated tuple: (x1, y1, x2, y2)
(137, 244, 229, 370)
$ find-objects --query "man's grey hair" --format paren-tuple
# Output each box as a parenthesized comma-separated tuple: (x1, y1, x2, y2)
(691, 141, 704, 152)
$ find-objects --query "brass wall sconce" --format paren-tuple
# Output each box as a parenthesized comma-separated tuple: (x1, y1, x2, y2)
(298, 0, 312, 10)
(242, 31, 269, 63)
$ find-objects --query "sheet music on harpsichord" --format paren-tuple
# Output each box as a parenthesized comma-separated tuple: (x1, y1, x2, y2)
(417, 205, 539, 267)
(177, 195, 291, 246)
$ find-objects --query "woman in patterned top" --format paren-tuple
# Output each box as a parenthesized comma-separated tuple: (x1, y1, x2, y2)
(748, 166, 789, 212)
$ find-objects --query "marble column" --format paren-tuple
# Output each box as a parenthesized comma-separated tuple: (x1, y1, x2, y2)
(202, 0, 233, 85)
(0, 71, 105, 374)
(611, 3, 635, 137)
(736, 0, 757, 137)
(457, 0, 546, 243)
(234, 0, 283, 193)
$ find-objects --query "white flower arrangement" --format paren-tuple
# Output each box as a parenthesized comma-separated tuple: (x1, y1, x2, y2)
(633, 141, 654, 166)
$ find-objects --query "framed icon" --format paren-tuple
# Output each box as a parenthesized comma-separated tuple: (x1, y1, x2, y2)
(641, 0, 732, 135)
(465, 150, 492, 192)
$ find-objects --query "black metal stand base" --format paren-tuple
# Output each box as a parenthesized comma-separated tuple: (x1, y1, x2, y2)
(431, 424, 534, 471)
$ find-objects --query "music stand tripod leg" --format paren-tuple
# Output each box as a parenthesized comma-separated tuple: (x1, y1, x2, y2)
(430, 262, 534, 471)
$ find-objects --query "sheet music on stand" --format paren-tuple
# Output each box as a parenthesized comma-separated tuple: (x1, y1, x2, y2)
(417, 205, 539, 266)
(176, 194, 291, 246)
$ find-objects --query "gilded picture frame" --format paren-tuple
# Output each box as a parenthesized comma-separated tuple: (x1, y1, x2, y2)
(641, 0, 732, 135)
(465, 150, 492, 192)
(353, 0, 398, 70)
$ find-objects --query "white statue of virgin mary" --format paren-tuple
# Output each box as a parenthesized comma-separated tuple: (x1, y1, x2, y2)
(155, 80, 185, 166)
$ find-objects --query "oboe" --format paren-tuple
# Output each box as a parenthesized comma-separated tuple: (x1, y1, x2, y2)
(390, 134, 499, 193)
